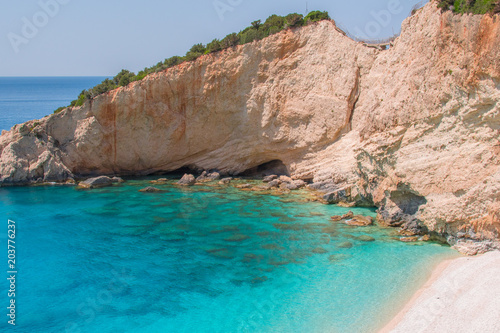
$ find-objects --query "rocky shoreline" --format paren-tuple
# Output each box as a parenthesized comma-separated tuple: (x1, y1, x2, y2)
(26, 171, 482, 253)
(1, 2, 499, 254)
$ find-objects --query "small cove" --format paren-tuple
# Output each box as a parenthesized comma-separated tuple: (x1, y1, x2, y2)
(0, 178, 457, 332)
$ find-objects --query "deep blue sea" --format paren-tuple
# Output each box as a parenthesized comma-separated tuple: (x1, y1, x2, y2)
(0, 78, 458, 332)
(0, 77, 108, 131)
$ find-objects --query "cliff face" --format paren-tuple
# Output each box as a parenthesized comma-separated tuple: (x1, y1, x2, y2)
(0, 3, 499, 253)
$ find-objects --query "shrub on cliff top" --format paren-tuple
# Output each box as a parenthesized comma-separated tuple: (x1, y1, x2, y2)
(437, 0, 498, 14)
(221, 33, 240, 48)
(262, 14, 286, 33)
(114, 69, 135, 87)
(54, 106, 65, 114)
(285, 13, 305, 27)
(185, 43, 207, 61)
(206, 39, 222, 53)
(305, 10, 331, 22)
(251, 20, 262, 29)
(164, 56, 185, 68)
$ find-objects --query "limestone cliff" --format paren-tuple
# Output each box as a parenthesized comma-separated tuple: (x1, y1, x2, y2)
(0, 3, 499, 254)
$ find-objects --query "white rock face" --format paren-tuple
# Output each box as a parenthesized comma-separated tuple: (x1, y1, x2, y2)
(0, 3, 498, 252)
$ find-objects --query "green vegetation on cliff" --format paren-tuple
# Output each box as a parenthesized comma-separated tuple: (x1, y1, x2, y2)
(437, 0, 500, 14)
(55, 11, 330, 113)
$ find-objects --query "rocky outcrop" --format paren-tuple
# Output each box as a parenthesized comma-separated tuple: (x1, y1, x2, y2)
(139, 186, 163, 193)
(78, 176, 114, 189)
(196, 171, 221, 182)
(176, 174, 196, 186)
(0, 2, 499, 253)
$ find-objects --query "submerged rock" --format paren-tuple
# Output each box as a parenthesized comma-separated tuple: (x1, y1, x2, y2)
(357, 235, 375, 242)
(150, 178, 168, 184)
(261, 244, 284, 250)
(242, 253, 264, 263)
(139, 186, 162, 193)
(312, 247, 328, 254)
(251, 276, 268, 284)
(345, 215, 374, 227)
(337, 241, 354, 249)
(219, 177, 232, 185)
(224, 234, 250, 242)
(268, 259, 291, 266)
(310, 212, 324, 217)
(400, 236, 420, 242)
(273, 223, 303, 231)
(78, 176, 114, 189)
(206, 248, 234, 259)
(177, 174, 196, 186)
(321, 225, 337, 235)
(210, 226, 240, 234)
(328, 254, 351, 263)
(330, 215, 343, 221)
(279, 216, 296, 222)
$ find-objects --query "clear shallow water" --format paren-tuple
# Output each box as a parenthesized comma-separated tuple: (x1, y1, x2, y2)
(0, 77, 108, 131)
(0, 179, 457, 333)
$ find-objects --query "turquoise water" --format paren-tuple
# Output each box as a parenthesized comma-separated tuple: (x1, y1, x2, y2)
(0, 77, 108, 131)
(0, 179, 457, 333)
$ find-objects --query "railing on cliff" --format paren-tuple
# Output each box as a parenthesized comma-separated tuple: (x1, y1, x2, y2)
(332, 0, 428, 50)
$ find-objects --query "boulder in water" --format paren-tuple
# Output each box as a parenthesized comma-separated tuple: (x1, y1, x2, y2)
(266, 179, 281, 188)
(219, 177, 233, 184)
(196, 171, 221, 182)
(139, 186, 162, 193)
(263, 175, 278, 183)
(341, 211, 354, 219)
(78, 176, 114, 189)
(177, 174, 196, 186)
(345, 215, 374, 226)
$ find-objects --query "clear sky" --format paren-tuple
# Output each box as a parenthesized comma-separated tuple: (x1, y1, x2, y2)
(0, 0, 427, 76)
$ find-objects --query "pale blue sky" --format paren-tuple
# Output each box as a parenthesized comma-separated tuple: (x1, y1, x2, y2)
(0, 0, 427, 76)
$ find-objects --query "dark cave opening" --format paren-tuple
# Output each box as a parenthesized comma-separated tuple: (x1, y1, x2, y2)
(240, 160, 289, 177)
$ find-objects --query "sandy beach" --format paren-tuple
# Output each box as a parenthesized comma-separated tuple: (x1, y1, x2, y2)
(381, 250, 500, 333)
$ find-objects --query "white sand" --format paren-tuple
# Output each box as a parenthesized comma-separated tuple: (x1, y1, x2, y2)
(381, 251, 500, 333)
